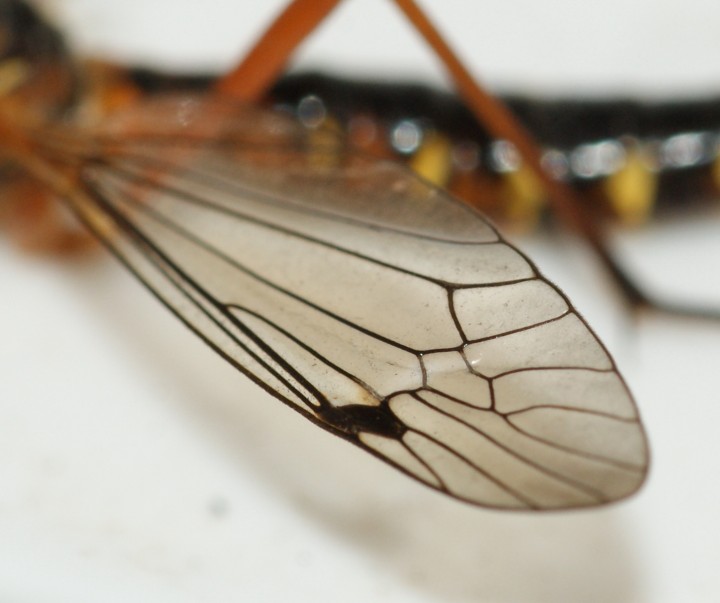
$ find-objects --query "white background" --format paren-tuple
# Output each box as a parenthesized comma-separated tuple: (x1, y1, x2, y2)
(2, 1, 720, 602)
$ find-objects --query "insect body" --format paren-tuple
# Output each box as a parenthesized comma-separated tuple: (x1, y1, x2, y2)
(271, 72, 720, 227)
(1, 0, 647, 509)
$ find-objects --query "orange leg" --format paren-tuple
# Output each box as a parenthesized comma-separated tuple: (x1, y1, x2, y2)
(216, 0, 341, 103)
(0, 177, 96, 255)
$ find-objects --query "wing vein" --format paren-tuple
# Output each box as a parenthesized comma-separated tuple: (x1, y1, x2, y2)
(413, 393, 607, 501)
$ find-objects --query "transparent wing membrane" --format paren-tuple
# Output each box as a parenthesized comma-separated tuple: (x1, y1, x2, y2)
(35, 97, 648, 510)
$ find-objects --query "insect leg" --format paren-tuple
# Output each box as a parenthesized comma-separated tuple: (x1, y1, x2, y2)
(0, 175, 95, 254)
(215, 0, 341, 103)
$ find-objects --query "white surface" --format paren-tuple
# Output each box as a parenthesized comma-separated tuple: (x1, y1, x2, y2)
(40, 0, 720, 95)
(2, 2, 720, 602)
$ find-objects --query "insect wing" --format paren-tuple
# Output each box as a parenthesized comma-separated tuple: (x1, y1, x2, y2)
(48, 97, 648, 510)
